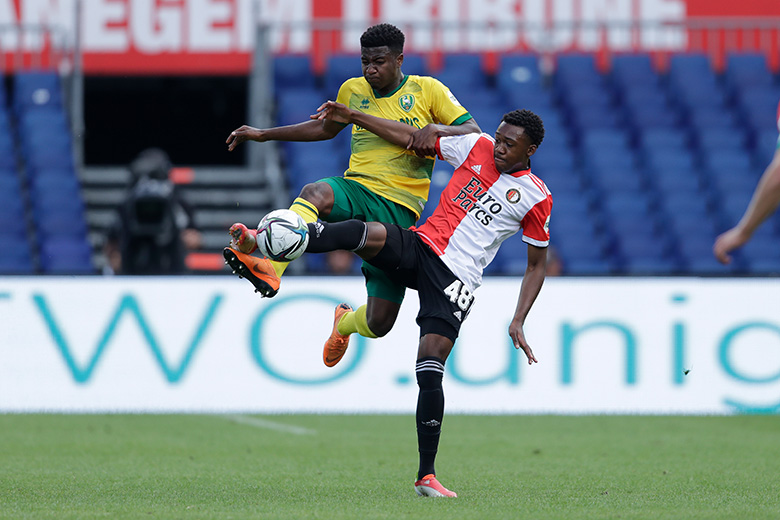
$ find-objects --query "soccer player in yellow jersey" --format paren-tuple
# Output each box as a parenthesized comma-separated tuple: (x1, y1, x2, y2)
(224, 23, 480, 366)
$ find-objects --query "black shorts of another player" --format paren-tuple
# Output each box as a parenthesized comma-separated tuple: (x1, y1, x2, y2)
(366, 223, 476, 342)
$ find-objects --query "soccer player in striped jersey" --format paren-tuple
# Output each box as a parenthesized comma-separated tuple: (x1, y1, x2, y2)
(224, 23, 480, 368)
(296, 103, 551, 497)
(714, 100, 780, 264)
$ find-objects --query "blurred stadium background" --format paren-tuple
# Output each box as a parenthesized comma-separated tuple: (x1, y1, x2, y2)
(2, 0, 780, 277)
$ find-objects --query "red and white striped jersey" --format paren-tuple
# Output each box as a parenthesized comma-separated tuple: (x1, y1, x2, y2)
(412, 133, 553, 292)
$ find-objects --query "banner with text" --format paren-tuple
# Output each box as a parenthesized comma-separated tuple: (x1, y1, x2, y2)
(1, 277, 779, 414)
(1, 0, 779, 74)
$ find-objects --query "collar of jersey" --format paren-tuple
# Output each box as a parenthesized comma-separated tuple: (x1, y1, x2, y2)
(373, 74, 409, 98)
(505, 167, 531, 178)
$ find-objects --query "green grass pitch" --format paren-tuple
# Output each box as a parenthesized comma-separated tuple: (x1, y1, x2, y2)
(1, 414, 778, 519)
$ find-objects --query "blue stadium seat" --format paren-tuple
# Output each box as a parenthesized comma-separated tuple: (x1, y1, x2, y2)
(621, 86, 668, 110)
(324, 54, 360, 98)
(0, 236, 34, 274)
(273, 54, 315, 91)
(753, 130, 779, 168)
(592, 166, 645, 193)
(668, 53, 715, 85)
(13, 70, 63, 113)
(400, 53, 427, 77)
(638, 128, 690, 151)
(581, 128, 630, 149)
(564, 85, 614, 109)
(497, 54, 543, 95)
(653, 170, 702, 194)
(611, 53, 659, 88)
(569, 106, 623, 130)
(436, 53, 487, 92)
(648, 149, 696, 171)
(703, 150, 753, 174)
(626, 105, 681, 130)
(556, 54, 602, 86)
(39, 236, 94, 274)
(696, 127, 747, 152)
(725, 52, 773, 93)
(275, 87, 326, 126)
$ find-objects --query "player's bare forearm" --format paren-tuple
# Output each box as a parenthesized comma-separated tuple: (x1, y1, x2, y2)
(714, 149, 780, 263)
(316, 100, 419, 149)
(736, 150, 780, 236)
(508, 245, 547, 364)
(226, 120, 339, 151)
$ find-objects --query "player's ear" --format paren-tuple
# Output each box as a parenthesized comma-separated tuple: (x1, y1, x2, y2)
(527, 144, 538, 157)
(396, 52, 404, 68)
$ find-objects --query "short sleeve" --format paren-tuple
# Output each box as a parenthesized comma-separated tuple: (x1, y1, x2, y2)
(436, 133, 483, 169)
(521, 199, 552, 248)
(426, 77, 471, 126)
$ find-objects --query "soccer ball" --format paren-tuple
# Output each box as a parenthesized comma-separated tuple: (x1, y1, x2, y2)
(256, 209, 309, 262)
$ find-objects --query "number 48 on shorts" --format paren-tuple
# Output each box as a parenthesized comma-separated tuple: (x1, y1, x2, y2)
(443, 280, 475, 312)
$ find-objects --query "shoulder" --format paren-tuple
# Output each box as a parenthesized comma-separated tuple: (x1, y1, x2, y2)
(409, 75, 449, 91)
(340, 77, 368, 93)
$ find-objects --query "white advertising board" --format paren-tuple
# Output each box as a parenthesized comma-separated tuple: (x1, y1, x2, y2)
(1, 276, 779, 414)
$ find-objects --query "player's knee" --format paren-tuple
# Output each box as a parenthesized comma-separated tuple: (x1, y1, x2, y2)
(298, 182, 331, 213)
(366, 312, 395, 337)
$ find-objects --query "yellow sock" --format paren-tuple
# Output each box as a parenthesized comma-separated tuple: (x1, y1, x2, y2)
(268, 198, 320, 277)
(337, 304, 378, 338)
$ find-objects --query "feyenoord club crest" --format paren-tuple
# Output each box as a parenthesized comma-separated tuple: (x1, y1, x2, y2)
(506, 188, 521, 203)
(398, 94, 415, 112)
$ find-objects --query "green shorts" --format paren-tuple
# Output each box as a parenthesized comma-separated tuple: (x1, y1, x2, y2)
(320, 176, 419, 304)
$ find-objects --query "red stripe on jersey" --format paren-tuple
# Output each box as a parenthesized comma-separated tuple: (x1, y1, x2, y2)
(435, 137, 443, 160)
(413, 137, 501, 255)
(522, 199, 552, 243)
(528, 173, 547, 195)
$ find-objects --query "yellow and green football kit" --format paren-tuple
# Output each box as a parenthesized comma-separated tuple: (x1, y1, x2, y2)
(335, 74, 472, 218)
(289, 74, 472, 313)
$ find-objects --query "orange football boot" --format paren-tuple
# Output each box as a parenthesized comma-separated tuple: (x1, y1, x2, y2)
(223, 247, 280, 298)
(323, 303, 353, 367)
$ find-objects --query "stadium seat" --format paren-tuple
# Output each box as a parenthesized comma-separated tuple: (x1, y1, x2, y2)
(39, 236, 94, 274)
(400, 53, 427, 77)
(436, 53, 487, 92)
(13, 70, 64, 114)
(725, 53, 773, 94)
(753, 130, 779, 168)
(324, 54, 360, 98)
(273, 54, 316, 91)
(610, 53, 660, 88)
(497, 54, 543, 95)
(275, 87, 326, 127)
(0, 236, 34, 274)
(555, 54, 602, 87)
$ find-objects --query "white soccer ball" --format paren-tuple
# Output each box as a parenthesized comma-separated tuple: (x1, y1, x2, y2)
(256, 209, 310, 262)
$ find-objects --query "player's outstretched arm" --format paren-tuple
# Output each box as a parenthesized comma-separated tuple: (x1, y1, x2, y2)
(508, 244, 547, 365)
(714, 148, 780, 264)
(315, 101, 418, 149)
(407, 118, 482, 157)
(226, 118, 344, 152)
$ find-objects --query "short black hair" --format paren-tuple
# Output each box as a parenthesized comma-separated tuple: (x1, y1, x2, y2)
(502, 109, 545, 147)
(360, 23, 405, 54)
